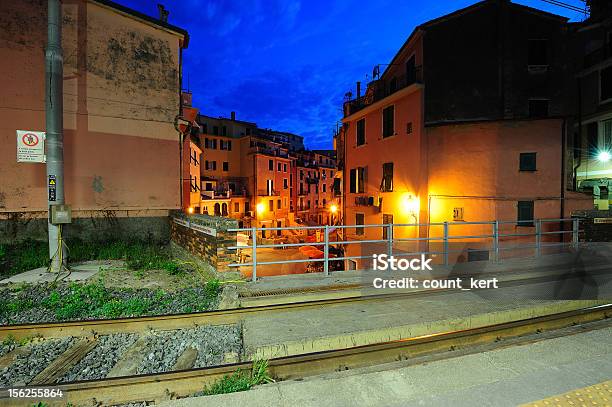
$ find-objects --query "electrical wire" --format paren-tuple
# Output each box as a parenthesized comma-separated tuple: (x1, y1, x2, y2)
(47, 224, 72, 281)
(539, 0, 587, 13)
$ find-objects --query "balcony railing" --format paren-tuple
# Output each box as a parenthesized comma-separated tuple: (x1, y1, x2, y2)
(257, 189, 280, 196)
(344, 67, 423, 116)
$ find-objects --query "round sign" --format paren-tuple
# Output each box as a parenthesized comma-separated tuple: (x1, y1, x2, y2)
(22, 133, 39, 147)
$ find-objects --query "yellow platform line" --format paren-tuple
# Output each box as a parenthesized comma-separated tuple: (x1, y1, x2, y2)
(521, 380, 611, 407)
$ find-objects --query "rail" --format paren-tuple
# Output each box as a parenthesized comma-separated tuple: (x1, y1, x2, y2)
(219, 217, 583, 282)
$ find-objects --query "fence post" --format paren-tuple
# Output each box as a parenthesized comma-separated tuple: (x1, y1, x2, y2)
(572, 218, 579, 247)
(535, 219, 542, 257)
(443, 221, 449, 266)
(251, 226, 257, 282)
(492, 220, 499, 262)
(387, 223, 393, 258)
(324, 225, 329, 276)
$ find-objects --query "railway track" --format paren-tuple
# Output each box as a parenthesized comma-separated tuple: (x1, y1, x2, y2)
(0, 304, 609, 406)
(0, 270, 610, 406)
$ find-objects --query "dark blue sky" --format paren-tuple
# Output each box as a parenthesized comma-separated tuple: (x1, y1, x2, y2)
(119, 0, 587, 149)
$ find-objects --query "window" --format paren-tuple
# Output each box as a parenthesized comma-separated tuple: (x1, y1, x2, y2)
(222, 126, 227, 137)
(283, 164, 287, 172)
(202, 123, 208, 134)
(269, 200, 274, 211)
(519, 153, 537, 171)
(227, 140, 232, 151)
(213, 126, 219, 135)
(382, 214, 393, 239)
(307, 200, 311, 209)
(205, 182, 213, 191)
(277, 199, 281, 209)
(517, 201, 534, 226)
(601, 66, 612, 102)
(453, 207, 464, 221)
(246, 128, 251, 135)
(406, 122, 413, 134)
(204, 138, 210, 149)
(245, 201, 250, 213)
(267, 179, 274, 195)
(234, 202, 240, 212)
(315, 184, 319, 194)
(323, 184, 326, 192)
(355, 213, 365, 236)
(205, 160, 217, 171)
(528, 39, 548, 65)
(300, 170, 304, 181)
(269, 159, 274, 171)
(223, 161, 229, 171)
(383, 105, 395, 138)
(283, 178, 288, 189)
(389, 77, 397, 93)
(381, 162, 393, 192)
(356, 119, 366, 146)
(588, 122, 598, 155)
(349, 167, 366, 193)
(602, 119, 612, 150)
(528, 99, 549, 118)
(406, 55, 416, 85)
(211, 139, 217, 149)
(278, 163, 282, 171)
(220, 140, 232, 150)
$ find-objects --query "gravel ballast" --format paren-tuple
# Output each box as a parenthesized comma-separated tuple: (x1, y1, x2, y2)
(59, 333, 139, 382)
(137, 324, 242, 375)
(0, 338, 74, 387)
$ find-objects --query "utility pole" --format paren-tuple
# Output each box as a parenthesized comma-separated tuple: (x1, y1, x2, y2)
(46, 0, 66, 272)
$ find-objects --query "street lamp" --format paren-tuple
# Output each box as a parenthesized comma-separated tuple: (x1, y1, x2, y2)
(329, 204, 338, 225)
(597, 151, 611, 162)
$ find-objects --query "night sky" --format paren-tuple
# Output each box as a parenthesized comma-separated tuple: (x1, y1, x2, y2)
(118, 0, 587, 149)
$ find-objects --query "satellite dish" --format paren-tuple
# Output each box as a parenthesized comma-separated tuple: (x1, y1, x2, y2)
(372, 65, 380, 79)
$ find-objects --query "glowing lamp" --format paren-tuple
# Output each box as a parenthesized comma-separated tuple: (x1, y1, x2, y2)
(256, 202, 265, 215)
(402, 194, 419, 216)
(187, 207, 194, 214)
(597, 151, 611, 162)
(330, 204, 338, 214)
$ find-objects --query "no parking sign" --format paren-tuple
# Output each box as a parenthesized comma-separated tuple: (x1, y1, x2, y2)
(16, 130, 46, 163)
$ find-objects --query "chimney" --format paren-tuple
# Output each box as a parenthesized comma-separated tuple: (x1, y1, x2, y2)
(231, 111, 236, 121)
(157, 4, 169, 22)
(356, 81, 361, 99)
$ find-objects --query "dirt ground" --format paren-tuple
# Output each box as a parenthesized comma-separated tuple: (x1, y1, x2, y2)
(84, 261, 209, 292)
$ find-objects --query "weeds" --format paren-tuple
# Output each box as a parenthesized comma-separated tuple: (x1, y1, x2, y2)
(202, 360, 274, 395)
(0, 240, 185, 279)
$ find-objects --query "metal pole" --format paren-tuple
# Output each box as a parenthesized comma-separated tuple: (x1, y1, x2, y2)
(386, 223, 393, 258)
(572, 218, 579, 247)
(493, 220, 499, 262)
(324, 225, 329, 276)
(46, 0, 66, 272)
(443, 222, 449, 266)
(535, 219, 542, 257)
(251, 226, 257, 282)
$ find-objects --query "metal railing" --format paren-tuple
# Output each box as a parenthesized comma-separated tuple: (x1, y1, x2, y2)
(223, 218, 581, 282)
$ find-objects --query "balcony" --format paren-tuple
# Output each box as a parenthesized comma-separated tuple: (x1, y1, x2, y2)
(257, 189, 281, 196)
(344, 67, 423, 117)
(250, 146, 289, 158)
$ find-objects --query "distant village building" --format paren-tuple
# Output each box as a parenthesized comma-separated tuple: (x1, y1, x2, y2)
(0, 0, 188, 242)
(183, 111, 340, 236)
(338, 0, 596, 268)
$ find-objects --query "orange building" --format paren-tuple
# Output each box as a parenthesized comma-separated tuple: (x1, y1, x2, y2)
(339, 0, 592, 267)
(189, 113, 338, 236)
(0, 0, 188, 242)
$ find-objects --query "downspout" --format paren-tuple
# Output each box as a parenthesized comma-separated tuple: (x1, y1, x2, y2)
(560, 118, 567, 241)
(573, 76, 582, 190)
(178, 45, 184, 210)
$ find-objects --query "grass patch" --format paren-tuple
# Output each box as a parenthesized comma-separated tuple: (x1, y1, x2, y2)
(202, 360, 273, 395)
(0, 279, 222, 323)
(0, 240, 186, 278)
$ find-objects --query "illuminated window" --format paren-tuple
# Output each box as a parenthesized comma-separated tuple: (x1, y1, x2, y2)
(380, 162, 393, 192)
(350, 167, 366, 193)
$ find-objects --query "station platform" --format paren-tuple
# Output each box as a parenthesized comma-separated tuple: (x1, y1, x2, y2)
(160, 322, 612, 407)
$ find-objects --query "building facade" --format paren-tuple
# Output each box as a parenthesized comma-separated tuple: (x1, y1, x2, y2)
(0, 0, 188, 243)
(339, 0, 593, 267)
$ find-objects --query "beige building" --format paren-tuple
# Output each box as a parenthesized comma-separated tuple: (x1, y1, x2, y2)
(0, 0, 188, 242)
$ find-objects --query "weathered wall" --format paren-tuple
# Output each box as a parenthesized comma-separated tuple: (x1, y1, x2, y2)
(170, 213, 239, 273)
(0, 0, 184, 237)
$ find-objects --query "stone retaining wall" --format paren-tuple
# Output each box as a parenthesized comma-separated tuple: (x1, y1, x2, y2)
(170, 211, 239, 273)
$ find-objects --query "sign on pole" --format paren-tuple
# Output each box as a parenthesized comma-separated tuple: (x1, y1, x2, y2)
(16, 130, 46, 163)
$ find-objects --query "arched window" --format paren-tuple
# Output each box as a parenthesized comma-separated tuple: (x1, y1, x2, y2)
(221, 203, 228, 216)
(214, 203, 221, 216)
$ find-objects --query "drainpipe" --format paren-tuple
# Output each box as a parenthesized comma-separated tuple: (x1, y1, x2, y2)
(178, 46, 184, 210)
(561, 118, 567, 241)
(46, 0, 66, 272)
